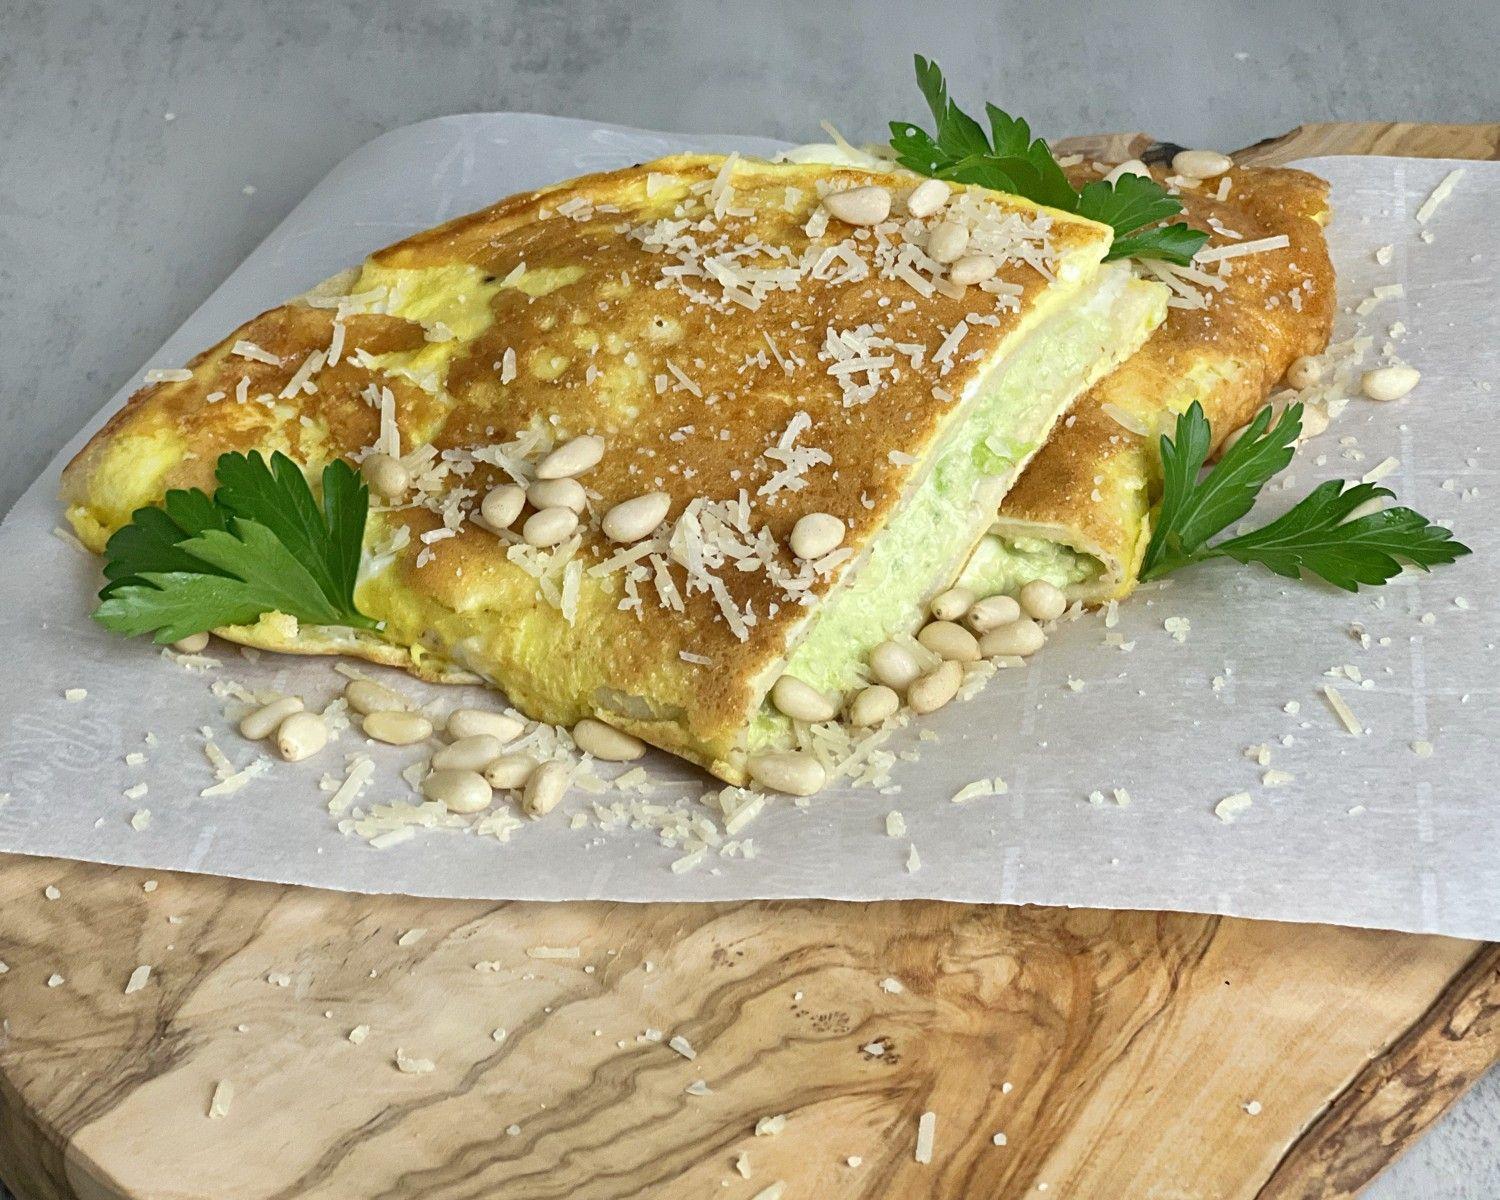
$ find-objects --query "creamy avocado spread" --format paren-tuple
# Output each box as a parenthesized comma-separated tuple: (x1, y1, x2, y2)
(957, 533, 1099, 596)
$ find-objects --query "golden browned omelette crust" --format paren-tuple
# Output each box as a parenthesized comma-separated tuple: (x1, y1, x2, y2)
(63, 154, 1116, 779)
(993, 163, 1335, 596)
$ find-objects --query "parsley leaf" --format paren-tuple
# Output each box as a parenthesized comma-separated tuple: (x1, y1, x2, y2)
(99, 490, 230, 591)
(1076, 174, 1184, 240)
(1209, 481, 1470, 590)
(1144, 401, 1300, 576)
(1106, 222, 1211, 266)
(94, 451, 378, 643)
(1140, 402, 1471, 589)
(890, 56, 1210, 265)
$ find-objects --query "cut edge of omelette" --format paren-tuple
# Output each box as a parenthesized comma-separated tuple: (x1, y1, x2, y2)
(744, 261, 1164, 754)
(959, 162, 1337, 606)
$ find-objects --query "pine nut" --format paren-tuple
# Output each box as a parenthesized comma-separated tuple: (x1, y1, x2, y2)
(966, 594, 1022, 633)
(1299, 403, 1330, 440)
(527, 477, 587, 513)
(949, 255, 997, 286)
(602, 492, 671, 543)
(906, 178, 951, 218)
(918, 620, 981, 663)
(362, 453, 409, 501)
(930, 587, 975, 622)
(523, 760, 570, 816)
(447, 709, 524, 743)
(823, 186, 892, 226)
(1103, 159, 1151, 184)
(907, 660, 962, 714)
(1361, 365, 1420, 402)
(432, 734, 504, 771)
(240, 696, 304, 741)
(1019, 579, 1067, 622)
(276, 711, 328, 762)
(480, 484, 526, 530)
(979, 618, 1046, 658)
(423, 768, 493, 814)
(926, 220, 970, 263)
(572, 718, 647, 761)
(171, 632, 210, 654)
(770, 675, 837, 723)
(1284, 355, 1322, 390)
(789, 512, 844, 560)
(849, 684, 899, 727)
(746, 751, 826, 796)
(362, 710, 433, 745)
(344, 679, 407, 715)
(523, 506, 579, 548)
(1171, 149, 1233, 179)
(484, 753, 538, 790)
(536, 435, 605, 480)
(1221, 422, 1251, 454)
(869, 640, 921, 691)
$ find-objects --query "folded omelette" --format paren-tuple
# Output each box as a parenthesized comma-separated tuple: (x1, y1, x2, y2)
(959, 160, 1336, 604)
(63, 155, 1167, 783)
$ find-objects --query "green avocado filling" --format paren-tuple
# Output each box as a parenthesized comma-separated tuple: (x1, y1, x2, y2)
(748, 263, 1160, 750)
(957, 533, 1100, 596)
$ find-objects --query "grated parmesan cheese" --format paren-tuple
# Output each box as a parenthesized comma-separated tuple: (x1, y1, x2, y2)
(1322, 684, 1364, 735)
(950, 777, 1005, 804)
(231, 339, 282, 365)
(915, 1111, 937, 1164)
(1214, 792, 1253, 822)
(395, 1048, 435, 1074)
(1193, 234, 1290, 264)
(201, 755, 272, 797)
(278, 349, 326, 398)
(208, 1079, 234, 1119)
(1415, 169, 1464, 224)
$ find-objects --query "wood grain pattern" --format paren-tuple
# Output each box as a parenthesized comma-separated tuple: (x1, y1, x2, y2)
(1235, 121, 1500, 166)
(1053, 119, 1500, 168)
(1257, 944, 1500, 1200)
(0, 854, 1484, 1200)
(0, 121, 1494, 1200)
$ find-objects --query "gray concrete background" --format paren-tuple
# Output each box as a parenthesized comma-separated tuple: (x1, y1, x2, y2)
(0, 1, 1495, 1195)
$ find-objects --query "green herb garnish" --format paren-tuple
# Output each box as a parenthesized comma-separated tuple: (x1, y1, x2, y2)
(94, 451, 378, 643)
(889, 56, 1209, 265)
(1140, 402, 1470, 589)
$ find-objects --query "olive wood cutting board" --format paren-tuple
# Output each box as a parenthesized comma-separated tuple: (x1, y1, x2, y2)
(0, 121, 1495, 1200)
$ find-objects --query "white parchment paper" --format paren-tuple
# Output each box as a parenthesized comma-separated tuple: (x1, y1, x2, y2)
(0, 114, 1495, 938)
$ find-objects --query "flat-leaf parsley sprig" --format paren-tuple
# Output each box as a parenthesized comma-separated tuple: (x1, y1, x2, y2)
(889, 56, 1209, 266)
(1139, 402, 1470, 589)
(94, 450, 378, 643)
